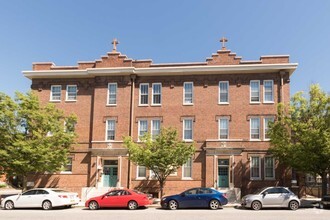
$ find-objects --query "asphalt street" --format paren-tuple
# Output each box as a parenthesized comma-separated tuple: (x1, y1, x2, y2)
(0, 206, 330, 220)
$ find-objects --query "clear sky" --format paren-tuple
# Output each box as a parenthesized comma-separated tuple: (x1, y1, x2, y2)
(0, 0, 329, 97)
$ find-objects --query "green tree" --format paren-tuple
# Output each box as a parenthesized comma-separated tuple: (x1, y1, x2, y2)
(0, 92, 77, 190)
(269, 84, 330, 196)
(124, 127, 195, 198)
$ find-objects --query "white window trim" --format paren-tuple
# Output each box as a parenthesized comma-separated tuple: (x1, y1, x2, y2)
(107, 83, 117, 106)
(218, 81, 229, 104)
(182, 158, 193, 180)
(105, 119, 116, 141)
(263, 80, 274, 103)
(250, 80, 260, 104)
(139, 83, 149, 106)
(182, 118, 194, 142)
(151, 83, 162, 106)
(250, 156, 261, 180)
(183, 82, 194, 105)
(218, 117, 229, 140)
(65, 85, 77, 102)
(264, 156, 275, 180)
(50, 85, 62, 102)
(250, 117, 261, 141)
(264, 117, 275, 141)
(138, 119, 148, 141)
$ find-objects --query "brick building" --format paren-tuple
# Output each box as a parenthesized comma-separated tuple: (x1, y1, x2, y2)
(23, 39, 297, 201)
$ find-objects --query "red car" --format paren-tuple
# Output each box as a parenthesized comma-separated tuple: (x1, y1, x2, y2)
(85, 189, 152, 210)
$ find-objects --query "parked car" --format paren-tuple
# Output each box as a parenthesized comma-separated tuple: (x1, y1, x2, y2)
(241, 187, 300, 211)
(320, 195, 330, 209)
(1, 188, 80, 210)
(161, 187, 228, 210)
(85, 189, 152, 210)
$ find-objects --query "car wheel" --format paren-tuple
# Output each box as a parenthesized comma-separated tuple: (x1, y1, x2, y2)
(288, 200, 299, 211)
(42, 200, 52, 210)
(128, 200, 138, 210)
(209, 199, 220, 210)
(251, 201, 262, 211)
(168, 200, 178, 210)
(4, 200, 14, 210)
(88, 201, 99, 210)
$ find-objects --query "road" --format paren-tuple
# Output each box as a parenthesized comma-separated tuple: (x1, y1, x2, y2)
(0, 206, 329, 220)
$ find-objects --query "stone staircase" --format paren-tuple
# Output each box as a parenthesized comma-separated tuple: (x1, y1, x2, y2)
(217, 188, 241, 204)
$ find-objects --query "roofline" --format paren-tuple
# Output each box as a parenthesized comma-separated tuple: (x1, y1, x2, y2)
(23, 63, 298, 80)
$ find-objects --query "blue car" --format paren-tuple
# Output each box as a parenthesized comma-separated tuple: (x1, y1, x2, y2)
(161, 187, 228, 210)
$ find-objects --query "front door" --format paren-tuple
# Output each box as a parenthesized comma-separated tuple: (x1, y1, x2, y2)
(218, 159, 229, 187)
(103, 160, 118, 187)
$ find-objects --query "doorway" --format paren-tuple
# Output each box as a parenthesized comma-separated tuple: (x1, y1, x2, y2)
(218, 159, 229, 188)
(103, 160, 118, 187)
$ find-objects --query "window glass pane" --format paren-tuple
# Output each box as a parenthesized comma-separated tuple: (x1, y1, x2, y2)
(107, 120, 116, 140)
(264, 117, 274, 139)
(219, 118, 228, 139)
(264, 81, 273, 102)
(51, 86, 61, 100)
(152, 120, 160, 139)
(184, 119, 193, 140)
(108, 83, 117, 104)
(265, 157, 274, 178)
(250, 81, 260, 102)
(251, 157, 260, 178)
(219, 82, 228, 103)
(183, 158, 192, 178)
(140, 84, 149, 104)
(138, 166, 146, 178)
(250, 118, 260, 139)
(64, 158, 72, 172)
(139, 120, 148, 138)
(67, 85, 77, 100)
(184, 82, 193, 104)
(152, 84, 161, 104)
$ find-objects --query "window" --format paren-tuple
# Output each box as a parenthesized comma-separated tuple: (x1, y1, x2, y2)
(182, 158, 192, 179)
(137, 166, 146, 179)
(264, 117, 275, 140)
(63, 157, 73, 172)
(151, 119, 161, 140)
(138, 120, 148, 140)
(108, 83, 117, 105)
(152, 83, 161, 105)
(183, 119, 193, 141)
(264, 80, 274, 103)
(106, 119, 116, 141)
(139, 83, 149, 105)
(183, 82, 193, 104)
(250, 81, 260, 103)
(250, 156, 261, 180)
(50, 85, 61, 101)
(265, 157, 275, 179)
(66, 85, 77, 101)
(219, 81, 229, 103)
(250, 118, 260, 140)
(219, 118, 229, 139)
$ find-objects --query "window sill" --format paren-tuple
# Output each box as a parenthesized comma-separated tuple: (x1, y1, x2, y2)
(138, 104, 149, 107)
(263, 101, 275, 104)
(250, 102, 261, 105)
(182, 178, 193, 180)
(136, 177, 147, 180)
(60, 171, 72, 174)
(183, 140, 194, 143)
(106, 104, 117, 107)
(264, 178, 276, 180)
(151, 104, 161, 107)
(49, 100, 61, 103)
(250, 139, 261, 142)
(183, 103, 194, 106)
(250, 178, 262, 181)
(65, 100, 77, 102)
(218, 102, 229, 105)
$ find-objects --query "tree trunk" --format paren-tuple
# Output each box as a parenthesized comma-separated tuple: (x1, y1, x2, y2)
(22, 175, 27, 191)
(321, 172, 328, 197)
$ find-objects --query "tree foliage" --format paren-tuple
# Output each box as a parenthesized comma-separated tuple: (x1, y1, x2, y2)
(0, 92, 77, 189)
(268, 84, 330, 196)
(124, 127, 195, 197)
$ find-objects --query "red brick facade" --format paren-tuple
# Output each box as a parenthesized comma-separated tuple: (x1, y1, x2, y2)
(23, 41, 297, 199)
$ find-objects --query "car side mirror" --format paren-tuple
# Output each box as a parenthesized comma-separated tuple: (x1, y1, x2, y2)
(262, 192, 268, 197)
(180, 193, 186, 197)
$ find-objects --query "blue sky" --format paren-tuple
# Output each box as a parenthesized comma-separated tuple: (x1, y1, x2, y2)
(0, 0, 329, 97)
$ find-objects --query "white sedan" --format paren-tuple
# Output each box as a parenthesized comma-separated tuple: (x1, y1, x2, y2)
(1, 188, 80, 210)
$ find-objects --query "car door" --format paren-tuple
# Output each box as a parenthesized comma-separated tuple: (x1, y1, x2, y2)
(34, 190, 50, 207)
(15, 190, 38, 208)
(179, 188, 199, 208)
(102, 190, 121, 207)
(195, 188, 212, 207)
(262, 188, 282, 207)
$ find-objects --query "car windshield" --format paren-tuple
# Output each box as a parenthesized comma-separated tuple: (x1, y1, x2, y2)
(132, 190, 144, 195)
